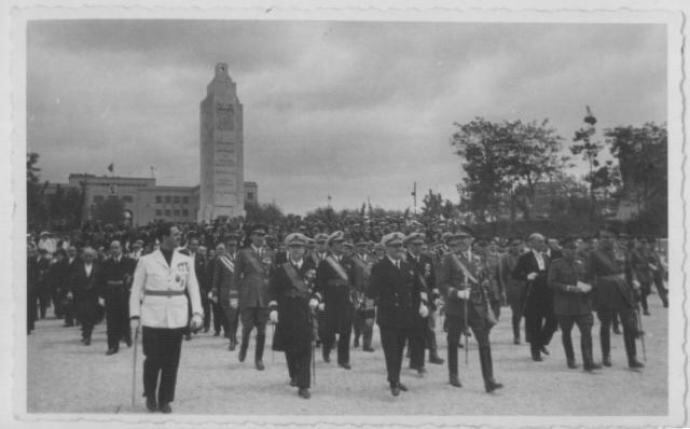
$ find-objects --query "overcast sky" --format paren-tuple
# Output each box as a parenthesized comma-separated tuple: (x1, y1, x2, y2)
(27, 20, 666, 215)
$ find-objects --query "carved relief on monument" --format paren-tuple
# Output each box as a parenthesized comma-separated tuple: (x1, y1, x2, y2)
(216, 102, 235, 130)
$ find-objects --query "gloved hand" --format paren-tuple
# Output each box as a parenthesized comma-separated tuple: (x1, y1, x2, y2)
(456, 289, 470, 300)
(309, 298, 319, 310)
(527, 272, 538, 281)
(269, 310, 279, 324)
(66, 291, 73, 300)
(190, 314, 203, 330)
(98, 297, 105, 307)
(130, 317, 140, 333)
(230, 298, 238, 309)
(577, 282, 592, 293)
(365, 318, 374, 328)
(419, 304, 429, 318)
(632, 279, 641, 290)
(318, 303, 325, 311)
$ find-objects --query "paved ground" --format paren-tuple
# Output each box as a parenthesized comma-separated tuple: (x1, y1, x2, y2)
(27, 298, 668, 415)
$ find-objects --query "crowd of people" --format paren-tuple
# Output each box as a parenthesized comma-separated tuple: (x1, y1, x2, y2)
(26, 217, 669, 413)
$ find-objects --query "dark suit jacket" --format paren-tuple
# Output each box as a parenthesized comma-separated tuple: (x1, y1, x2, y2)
(99, 256, 135, 296)
(368, 257, 425, 331)
(70, 262, 102, 322)
(234, 247, 274, 309)
(547, 257, 592, 316)
(512, 251, 553, 312)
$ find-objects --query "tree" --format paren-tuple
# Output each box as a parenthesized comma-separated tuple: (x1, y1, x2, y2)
(451, 117, 566, 222)
(244, 202, 285, 225)
(92, 196, 125, 225)
(27, 152, 49, 228)
(421, 190, 455, 221)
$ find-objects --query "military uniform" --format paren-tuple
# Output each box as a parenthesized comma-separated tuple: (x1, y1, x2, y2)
(129, 248, 203, 408)
(405, 243, 436, 372)
(438, 235, 502, 392)
(212, 250, 240, 349)
(497, 249, 524, 344)
(100, 254, 136, 353)
(351, 248, 375, 351)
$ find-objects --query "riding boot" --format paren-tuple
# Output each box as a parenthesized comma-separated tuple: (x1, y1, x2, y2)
(255, 333, 266, 363)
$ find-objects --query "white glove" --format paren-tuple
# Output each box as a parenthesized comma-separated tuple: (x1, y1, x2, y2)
(130, 318, 140, 333)
(318, 303, 325, 311)
(309, 298, 319, 310)
(632, 279, 641, 290)
(98, 297, 105, 307)
(456, 289, 470, 300)
(66, 292, 73, 300)
(527, 272, 538, 281)
(207, 291, 214, 299)
(576, 281, 592, 293)
(190, 314, 203, 330)
(419, 304, 429, 318)
(230, 298, 238, 309)
(269, 310, 279, 324)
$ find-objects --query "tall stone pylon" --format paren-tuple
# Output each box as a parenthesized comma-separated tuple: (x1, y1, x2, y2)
(199, 63, 245, 222)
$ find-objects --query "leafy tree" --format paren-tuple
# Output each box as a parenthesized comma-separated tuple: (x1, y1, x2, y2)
(27, 152, 49, 228)
(244, 202, 285, 225)
(92, 196, 125, 225)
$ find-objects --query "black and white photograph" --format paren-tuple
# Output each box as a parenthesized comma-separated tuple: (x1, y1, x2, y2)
(2, 1, 688, 427)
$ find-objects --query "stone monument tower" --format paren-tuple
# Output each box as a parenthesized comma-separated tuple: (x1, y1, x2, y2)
(199, 63, 245, 221)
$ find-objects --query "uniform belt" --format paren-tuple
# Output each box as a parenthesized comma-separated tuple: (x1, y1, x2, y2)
(106, 280, 125, 287)
(144, 289, 186, 296)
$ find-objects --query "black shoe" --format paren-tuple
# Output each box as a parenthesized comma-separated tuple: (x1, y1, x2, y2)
(363, 346, 375, 353)
(429, 355, 445, 365)
(397, 383, 408, 392)
(643, 310, 650, 316)
(228, 342, 236, 351)
(239, 347, 247, 363)
(613, 326, 622, 335)
(629, 360, 645, 369)
(567, 360, 578, 369)
(203, 328, 210, 333)
(602, 356, 612, 367)
(513, 337, 520, 345)
(338, 362, 351, 370)
(322, 350, 330, 363)
(255, 360, 265, 371)
(290, 378, 298, 387)
(353, 339, 360, 348)
(540, 346, 550, 356)
(531, 351, 542, 362)
(449, 375, 462, 388)
(125, 338, 132, 348)
(298, 388, 311, 399)
(159, 402, 172, 414)
(184, 334, 191, 341)
(417, 367, 427, 376)
(105, 348, 118, 356)
(84, 337, 91, 346)
(485, 381, 504, 393)
(584, 362, 602, 371)
(390, 385, 401, 396)
(458, 343, 464, 349)
(146, 397, 157, 412)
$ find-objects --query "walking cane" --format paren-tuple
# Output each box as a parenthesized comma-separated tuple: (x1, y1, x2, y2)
(131, 326, 139, 408)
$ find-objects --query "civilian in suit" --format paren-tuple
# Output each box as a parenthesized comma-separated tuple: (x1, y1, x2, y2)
(438, 229, 503, 393)
(129, 223, 204, 413)
(314, 231, 357, 369)
(100, 240, 136, 355)
(497, 238, 525, 344)
(234, 224, 274, 370)
(548, 238, 601, 371)
(512, 233, 558, 361)
(70, 247, 102, 345)
(213, 233, 241, 350)
(48, 249, 69, 320)
(27, 246, 39, 334)
(62, 245, 80, 326)
(368, 232, 429, 396)
(268, 233, 319, 399)
(586, 226, 644, 370)
(35, 249, 52, 319)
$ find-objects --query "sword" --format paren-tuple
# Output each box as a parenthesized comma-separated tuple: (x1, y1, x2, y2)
(131, 326, 139, 408)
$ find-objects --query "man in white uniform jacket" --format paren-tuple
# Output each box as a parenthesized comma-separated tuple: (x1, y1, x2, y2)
(129, 223, 203, 413)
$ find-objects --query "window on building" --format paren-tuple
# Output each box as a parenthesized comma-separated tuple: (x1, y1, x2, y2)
(173, 210, 180, 216)
(164, 210, 171, 216)
(173, 196, 180, 204)
(182, 209, 189, 217)
(155, 209, 162, 216)
(165, 196, 171, 203)
(94, 195, 104, 203)
(247, 192, 255, 201)
(182, 197, 189, 204)
(155, 196, 162, 203)
(122, 195, 133, 203)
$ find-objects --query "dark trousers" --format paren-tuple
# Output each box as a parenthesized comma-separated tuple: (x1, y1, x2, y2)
(286, 348, 312, 389)
(653, 272, 669, 306)
(525, 301, 558, 354)
(379, 326, 409, 387)
(221, 304, 239, 343)
(353, 311, 373, 348)
(142, 327, 184, 404)
(38, 289, 51, 319)
(201, 295, 211, 331)
(557, 313, 594, 365)
(408, 318, 427, 369)
(211, 301, 226, 334)
(105, 288, 130, 350)
(27, 290, 37, 333)
(597, 308, 637, 363)
(425, 311, 440, 358)
(240, 307, 268, 362)
(639, 281, 652, 313)
(322, 324, 352, 365)
(446, 312, 496, 387)
(509, 298, 523, 341)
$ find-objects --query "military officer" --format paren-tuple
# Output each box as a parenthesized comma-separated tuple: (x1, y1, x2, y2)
(234, 224, 274, 370)
(352, 238, 375, 352)
(129, 223, 203, 413)
(100, 240, 135, 355)
(586, 225, 644, 370)
(368, 232, 429, 396)
(315, 231, 357, 368)
(438, 228, 503, 393)
(268, 233, 319, 399)
(212, 233, 241, 351)
(547, 238, 600, 371)
(310, 233, 330, 347)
